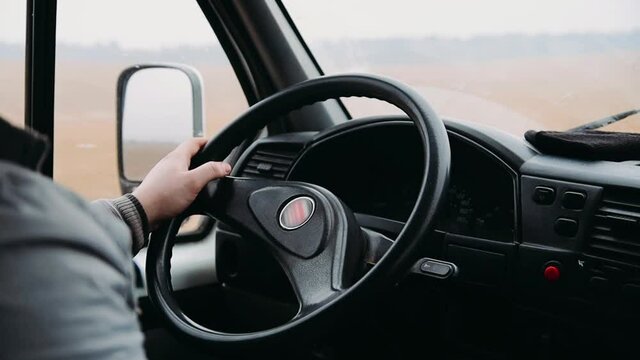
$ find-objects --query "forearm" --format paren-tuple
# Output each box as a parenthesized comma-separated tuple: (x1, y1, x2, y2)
(92, 194, 149, 255)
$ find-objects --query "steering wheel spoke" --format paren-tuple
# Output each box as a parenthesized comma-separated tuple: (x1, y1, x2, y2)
(196, 176, 278, 243)
(271, 244, 344, 316)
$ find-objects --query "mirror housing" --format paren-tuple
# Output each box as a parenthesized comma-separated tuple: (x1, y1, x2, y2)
(116, 64, 205, 194)
(117, 64, 210, 241)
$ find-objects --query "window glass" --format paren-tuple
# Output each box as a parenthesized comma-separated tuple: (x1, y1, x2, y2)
(0, 0, 26, 127)
(284, 0, 640, 136)
(55, 0, 248, 199)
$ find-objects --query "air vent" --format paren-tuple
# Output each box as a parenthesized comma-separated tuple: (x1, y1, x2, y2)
(239, 146, 300, 180)
(585, 193, 640, 265)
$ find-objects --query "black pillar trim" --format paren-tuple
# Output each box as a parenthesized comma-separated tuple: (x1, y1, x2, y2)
(25, 0, 57, 177)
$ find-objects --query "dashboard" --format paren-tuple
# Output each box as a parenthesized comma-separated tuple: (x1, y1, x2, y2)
(211, 114, 640, 355)
(141, 114, 640, 356)
(288, 121, 517, 242)
(232, 115, 640, 319)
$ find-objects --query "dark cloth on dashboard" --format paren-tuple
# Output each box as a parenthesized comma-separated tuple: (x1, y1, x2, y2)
(524, 130, 640, 161)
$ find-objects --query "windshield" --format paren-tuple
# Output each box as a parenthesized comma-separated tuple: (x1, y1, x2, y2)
(283, 0, 640, 136)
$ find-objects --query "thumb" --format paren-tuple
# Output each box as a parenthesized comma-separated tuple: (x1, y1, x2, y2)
(188, 161, 231, 190)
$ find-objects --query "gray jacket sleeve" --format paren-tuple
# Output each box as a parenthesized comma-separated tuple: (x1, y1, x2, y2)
(92, 195, 149, 255)
(0, 246, 147, 360)
(0, 161, 147, 360)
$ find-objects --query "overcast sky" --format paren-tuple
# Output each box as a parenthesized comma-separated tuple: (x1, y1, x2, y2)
(285, 0, 640, 40)
(1, 0, 639, 49)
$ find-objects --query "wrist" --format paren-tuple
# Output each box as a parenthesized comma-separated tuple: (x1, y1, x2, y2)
(131, 188, 158, 230)
(125, 193, 150, 236)
(109, 195, 148, 253)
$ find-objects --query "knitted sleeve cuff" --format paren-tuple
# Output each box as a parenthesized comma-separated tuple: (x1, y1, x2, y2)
(124, 193, 149, 236)
(111, 194, 149, 254)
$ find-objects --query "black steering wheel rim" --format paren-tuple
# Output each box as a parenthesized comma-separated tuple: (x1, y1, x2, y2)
(146, 74, 450, 350)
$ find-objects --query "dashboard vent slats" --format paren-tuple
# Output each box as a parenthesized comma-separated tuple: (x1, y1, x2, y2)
(585, 193, 640, 265)
(239, 147, 300, 180)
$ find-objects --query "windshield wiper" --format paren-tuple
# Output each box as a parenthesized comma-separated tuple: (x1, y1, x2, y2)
(567, 108, 640, 132)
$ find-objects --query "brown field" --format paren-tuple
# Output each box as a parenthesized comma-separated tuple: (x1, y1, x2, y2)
(1, 53, 639, 200)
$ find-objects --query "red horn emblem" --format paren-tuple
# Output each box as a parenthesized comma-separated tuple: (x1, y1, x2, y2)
(279, 196, 315, 230)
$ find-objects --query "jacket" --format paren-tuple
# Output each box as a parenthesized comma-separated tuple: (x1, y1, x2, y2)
(0, 117, 147, 359)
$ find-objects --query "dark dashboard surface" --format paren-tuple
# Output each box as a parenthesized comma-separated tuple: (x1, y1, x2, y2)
(288, 121, 516, 242)
(235, 116, 640, 299)
(227, 116, 640, 357)
(289, 123, 424, 222)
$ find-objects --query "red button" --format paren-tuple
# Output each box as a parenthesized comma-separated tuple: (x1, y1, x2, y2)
(543, 265, 561, 282)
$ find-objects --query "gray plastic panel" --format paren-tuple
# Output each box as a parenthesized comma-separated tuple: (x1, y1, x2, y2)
(521, 155, 640, 189)
(521, 175, 603, 251)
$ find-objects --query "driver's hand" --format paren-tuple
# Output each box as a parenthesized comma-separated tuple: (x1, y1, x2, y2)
(132, 138, 231, 230)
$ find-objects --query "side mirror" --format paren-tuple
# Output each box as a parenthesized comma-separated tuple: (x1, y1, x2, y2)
(117, 64, 205, 193)
(117, 64, 210, 240)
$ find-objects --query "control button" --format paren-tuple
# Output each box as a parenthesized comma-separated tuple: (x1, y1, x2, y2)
(420, 260, 453, 277)
(543, 265, 561, 282)
(554, 218, 578, 237)
(533, 186, 555, 205)
(562, 191, 587, 210)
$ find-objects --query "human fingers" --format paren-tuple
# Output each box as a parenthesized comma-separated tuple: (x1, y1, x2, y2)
(173, 138, 209, 159)
(188, 161, 232, 191)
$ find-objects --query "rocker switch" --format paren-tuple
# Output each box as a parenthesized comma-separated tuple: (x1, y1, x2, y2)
(414, 258, 457, 279)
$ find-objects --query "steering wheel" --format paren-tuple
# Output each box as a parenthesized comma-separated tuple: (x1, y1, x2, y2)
(146, 74, 450, 350)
